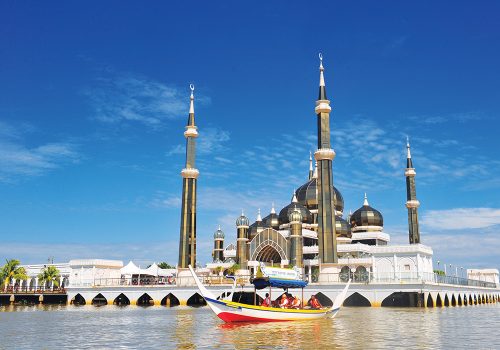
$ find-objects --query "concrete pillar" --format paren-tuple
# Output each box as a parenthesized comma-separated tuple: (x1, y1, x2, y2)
(9, 295, 14, 304)
(39, 294, 44, 304)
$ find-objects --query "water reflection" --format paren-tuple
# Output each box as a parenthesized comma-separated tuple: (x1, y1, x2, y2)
(0, 305, 499, 349)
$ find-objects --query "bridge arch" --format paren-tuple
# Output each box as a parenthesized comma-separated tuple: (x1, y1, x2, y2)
(187, 293, 206, 307)
(113, 293, 130, 306)
(451, 294, 457, 307)
(314, 292, 333, 307)
(161, 293, 180, 307)
(436, 294, 443, 307)
(91, 293, 107, 306)
(137, 293, 154, 306)
(71, 293, 86, 305)
(249, 228, 288, 263)
(343, 292, 371, 307)
(426, 294, 434, 308)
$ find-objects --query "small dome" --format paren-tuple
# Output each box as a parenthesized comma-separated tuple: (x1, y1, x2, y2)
(350, 194, 383, 230)
(278, 194, 312, 225)
(214, 226, 225, 239)
(288, 207, 303, 223)
(335, 216, 351, 238)
(262, 206, 280, 230)
(236, 212, 250, 227)
(295, 178, 344, 214)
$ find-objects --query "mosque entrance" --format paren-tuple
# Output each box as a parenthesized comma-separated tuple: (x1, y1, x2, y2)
(255, 246, 283, 265)
(249, 228, 288, 265)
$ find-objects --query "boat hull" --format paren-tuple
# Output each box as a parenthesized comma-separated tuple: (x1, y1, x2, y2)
(205, 296, 339, 322)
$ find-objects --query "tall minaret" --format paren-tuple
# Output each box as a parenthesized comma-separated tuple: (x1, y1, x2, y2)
(405, 137, 421, 244)
(308, 151, 314, 180)
(314, 53, 338, 264)
(213, 225, 224, 262)
(178, 84, 199, 268)
(236, 210, 250, 269)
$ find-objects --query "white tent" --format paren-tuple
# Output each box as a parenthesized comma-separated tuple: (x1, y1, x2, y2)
(121, 261, 141, 276)
(143, 263, 173, 277)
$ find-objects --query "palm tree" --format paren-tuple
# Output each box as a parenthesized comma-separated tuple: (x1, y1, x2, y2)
(1, 259, 28, 291)
(38, 266, 61, 290)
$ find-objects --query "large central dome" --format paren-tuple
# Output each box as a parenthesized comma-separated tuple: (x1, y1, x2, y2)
(295, 178, 344, 214)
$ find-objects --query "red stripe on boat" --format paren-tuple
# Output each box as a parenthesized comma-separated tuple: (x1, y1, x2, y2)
(218, 312, 291, 323)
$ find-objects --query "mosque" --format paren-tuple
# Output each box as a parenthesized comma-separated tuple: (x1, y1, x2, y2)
(176, 54, 441, 283)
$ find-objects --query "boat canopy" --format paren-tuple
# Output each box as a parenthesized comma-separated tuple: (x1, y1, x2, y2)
(252, 277, 308, 290)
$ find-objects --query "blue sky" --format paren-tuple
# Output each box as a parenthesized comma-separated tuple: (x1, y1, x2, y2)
(1, 1, 500, 270)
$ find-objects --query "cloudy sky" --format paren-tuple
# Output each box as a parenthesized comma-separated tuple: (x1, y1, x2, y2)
(1, 1, 499, 270)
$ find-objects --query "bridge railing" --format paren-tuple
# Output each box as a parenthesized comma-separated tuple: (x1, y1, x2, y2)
(67, 272, 497, 289)
(305, 271, 497, 288)
(1, 286, 66, 294)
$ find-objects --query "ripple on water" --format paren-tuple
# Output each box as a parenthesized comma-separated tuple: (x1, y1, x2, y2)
(1, 305, 500, 349)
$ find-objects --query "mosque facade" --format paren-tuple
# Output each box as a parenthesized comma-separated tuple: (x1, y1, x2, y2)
(200, 55, 436, 281)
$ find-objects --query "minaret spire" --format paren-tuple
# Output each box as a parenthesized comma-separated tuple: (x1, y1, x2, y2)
(313, 53, 338, 265)
(178, 84, 200, 269)
(363, 193, 369, 206)
(405, 137, 421, 244)
(308, 151, 314, 180)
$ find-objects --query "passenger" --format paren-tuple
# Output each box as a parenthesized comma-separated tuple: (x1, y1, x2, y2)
(308, 295, 323, 309)
(291, 296, 301, 309)
(261, 293, 271, 307)
(279, 293, 289, 308)
(287, 293, 294, 306)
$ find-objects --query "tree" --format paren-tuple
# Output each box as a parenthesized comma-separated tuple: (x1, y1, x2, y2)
(226, 263, 240, 276)
(158, 262, 174, 269)
(38, 266, 61, 289)
(1, 259, 28, 290)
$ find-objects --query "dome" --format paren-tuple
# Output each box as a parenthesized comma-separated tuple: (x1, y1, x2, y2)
(335, 216, 351, 238)
(288, 208, 303, 223)
(262, 208, 279, 230)
(278, 194, 312, 225)
(236, 212, 250, 227)
(295, 178, 344, 214)
(350, 194, 383, 230)
(213, 226, 225, 239)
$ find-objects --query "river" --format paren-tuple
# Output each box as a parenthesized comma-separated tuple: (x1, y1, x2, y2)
(1, 304, 499, 349)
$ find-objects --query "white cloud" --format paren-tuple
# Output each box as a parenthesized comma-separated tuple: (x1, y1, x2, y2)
(84, 72, 210, 128)
(421, 208, 500, 230)
(0, 121, 80, 182)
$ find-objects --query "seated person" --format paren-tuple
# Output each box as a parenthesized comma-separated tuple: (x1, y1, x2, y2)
(287, 293, 294, 306)
(291, 296, 301, 309)
(308, 295, 323, 309)
(261, 293, 271, 307)
(279, 293, 289, 308)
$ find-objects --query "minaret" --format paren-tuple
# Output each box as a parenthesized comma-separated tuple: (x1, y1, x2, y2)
(236, 210, 250, 269)
(405, 137, 421, 244)
(314, 53, 338, 264)
(308, 151, 314, 180)
(178, 84, 199, 268)
(213, 225, 224, 262)
(289, 207, 304, 268)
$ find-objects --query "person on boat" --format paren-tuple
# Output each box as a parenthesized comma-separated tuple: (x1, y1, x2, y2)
(279, 293, 289, 308)
(287, 293, 294, 306)
(308, 295, 323, 309)
(291, 296, 301, 309)
(261, 293, 271, 307)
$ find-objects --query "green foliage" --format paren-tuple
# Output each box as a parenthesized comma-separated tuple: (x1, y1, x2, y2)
(227, 263, 240, 275)
(158, 262, 174, 269)
(38, 265, 61, 288)
(434, 269, 445, 276)
(1, 259, 28, 288)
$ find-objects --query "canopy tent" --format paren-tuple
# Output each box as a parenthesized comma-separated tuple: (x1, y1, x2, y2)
(121, 261, 141, 275)
(252, 277, 308, 290)
(143, 263, 173, 277)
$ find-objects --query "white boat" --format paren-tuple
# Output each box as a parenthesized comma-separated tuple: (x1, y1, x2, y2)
(188, 265, 350, 322)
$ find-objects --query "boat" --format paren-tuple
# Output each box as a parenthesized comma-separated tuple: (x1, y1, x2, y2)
(188, 264, 350, 322)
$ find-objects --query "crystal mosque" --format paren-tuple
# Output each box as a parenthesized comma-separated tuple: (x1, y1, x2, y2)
(179, 54, 437, 283)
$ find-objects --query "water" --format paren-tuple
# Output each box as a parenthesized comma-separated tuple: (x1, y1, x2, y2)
(1, 305, 499, 349)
